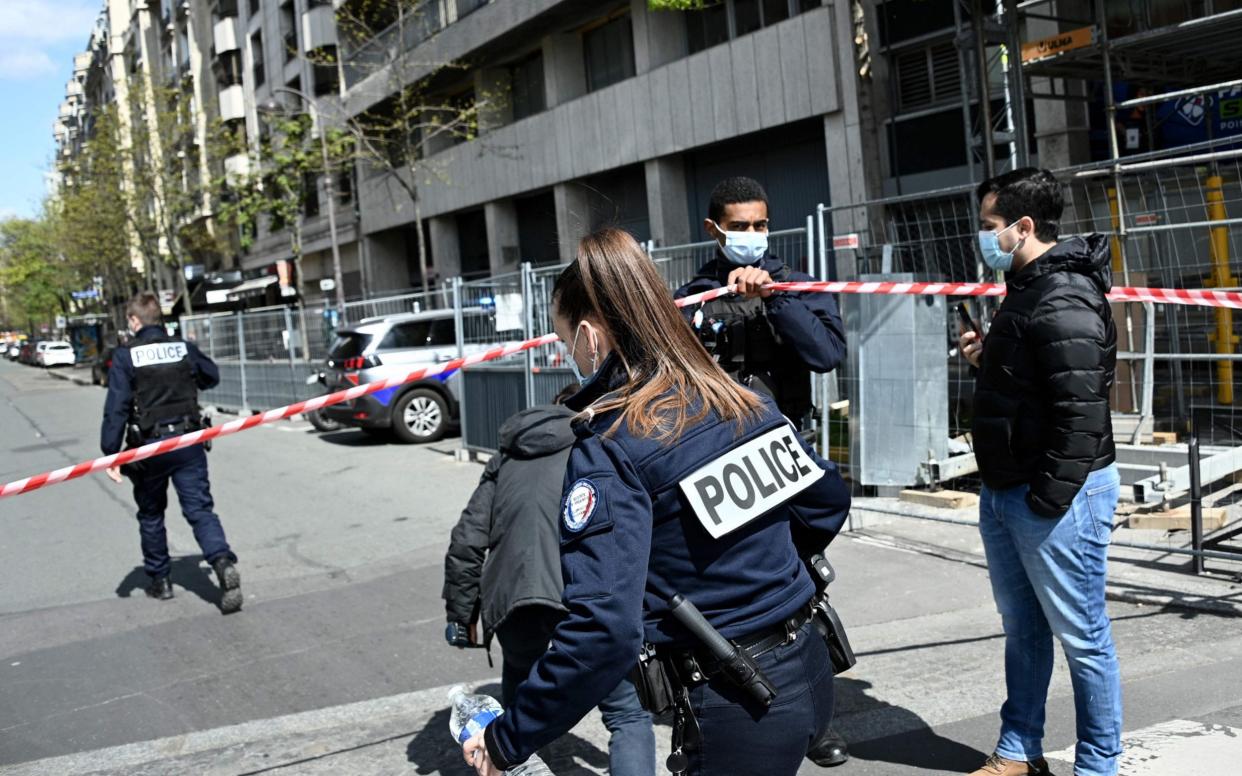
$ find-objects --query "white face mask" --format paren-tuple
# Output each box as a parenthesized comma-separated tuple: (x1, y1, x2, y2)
(711, 221, 768, 265)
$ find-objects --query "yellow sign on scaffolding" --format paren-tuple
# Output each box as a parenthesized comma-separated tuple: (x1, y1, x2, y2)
(1021, 26, 1096, 65)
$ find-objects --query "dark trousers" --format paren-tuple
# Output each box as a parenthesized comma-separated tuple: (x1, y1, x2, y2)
(495, 605, 656, 776)
(686, 620, 835, 776)
(126, 444, 234, 578)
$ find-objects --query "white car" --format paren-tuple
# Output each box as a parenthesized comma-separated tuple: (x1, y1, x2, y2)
(39, 341, 76, 367)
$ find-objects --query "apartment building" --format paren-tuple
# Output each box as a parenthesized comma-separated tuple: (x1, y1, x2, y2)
(335, 0, 876, 292)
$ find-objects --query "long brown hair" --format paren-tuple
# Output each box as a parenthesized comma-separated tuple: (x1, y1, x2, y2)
(553, 228, 762, 439)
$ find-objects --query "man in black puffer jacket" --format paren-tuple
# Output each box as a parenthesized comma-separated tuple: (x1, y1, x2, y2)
(442, 387, 655, 776)
(959, 168, 1122, 776)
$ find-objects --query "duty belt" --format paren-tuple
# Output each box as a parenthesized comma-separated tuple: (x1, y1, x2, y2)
(671, 602, 813, 681)
(146, 417, 198, 440)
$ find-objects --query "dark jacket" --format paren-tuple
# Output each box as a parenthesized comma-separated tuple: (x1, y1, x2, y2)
(972, 234, 1117, 517)
(484, 353, 851, 769)
(100, 326, 219, 455)
(675, 252, 846, 425)
(442, 404, 576, 646)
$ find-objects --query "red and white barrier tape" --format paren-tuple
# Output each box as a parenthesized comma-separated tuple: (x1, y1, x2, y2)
(2, 280, 1238, 500)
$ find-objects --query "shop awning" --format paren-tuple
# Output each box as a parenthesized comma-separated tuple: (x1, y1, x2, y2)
(225, 275, 278, 300)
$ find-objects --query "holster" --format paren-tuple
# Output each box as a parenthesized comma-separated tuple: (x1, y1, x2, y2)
(811, 596, 857, 675)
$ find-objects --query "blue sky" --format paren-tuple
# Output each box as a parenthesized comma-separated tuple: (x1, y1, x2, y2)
(0, 0, 102, 221)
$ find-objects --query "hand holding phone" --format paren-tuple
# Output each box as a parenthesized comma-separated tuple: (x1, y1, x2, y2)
(956, 302, 983, 368)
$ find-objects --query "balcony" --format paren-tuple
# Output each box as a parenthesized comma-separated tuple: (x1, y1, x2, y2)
(301, 2, 337, 52)
(341, 0, 443, 88)
(219, 83, 246, 121)
(214, 16, 240, 54)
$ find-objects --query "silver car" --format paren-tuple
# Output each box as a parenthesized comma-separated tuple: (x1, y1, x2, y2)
(320, 309, 502, 443)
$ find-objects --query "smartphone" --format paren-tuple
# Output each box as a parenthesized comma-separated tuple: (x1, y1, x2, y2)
(956, 302, 982, 337)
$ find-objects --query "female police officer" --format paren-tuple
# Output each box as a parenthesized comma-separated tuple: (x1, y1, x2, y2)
(462, 228, 851, 776)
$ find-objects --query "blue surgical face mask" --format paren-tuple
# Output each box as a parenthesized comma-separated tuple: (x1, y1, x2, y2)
(567, 324, 597, 385)
(712, 221, 768, 265)
(978, 221, 1023, 271)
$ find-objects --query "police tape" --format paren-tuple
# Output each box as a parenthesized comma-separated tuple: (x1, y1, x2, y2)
(2, 279, 1239, 500)
(680, 281, 1242, 309)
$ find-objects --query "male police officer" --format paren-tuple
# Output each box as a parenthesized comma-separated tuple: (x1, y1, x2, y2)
(675, 176, 850, 767)
(102, 292, 242, 614)
(675, 177, 846, 431)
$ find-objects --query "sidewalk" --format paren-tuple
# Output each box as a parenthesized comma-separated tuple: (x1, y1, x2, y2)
(850, 496, 1242, 617)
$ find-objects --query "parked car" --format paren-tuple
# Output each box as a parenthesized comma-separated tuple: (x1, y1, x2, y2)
(19, 340, 41, 365)
(39, 341, 76, 367)
(91, 346, 117, 386)
(321, 309, 500, 443)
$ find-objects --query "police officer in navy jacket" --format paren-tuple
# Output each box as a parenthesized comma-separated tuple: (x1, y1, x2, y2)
(461, 229, 851, 776)
(676, 176, 845, 432)
(101, 292, 242, 614)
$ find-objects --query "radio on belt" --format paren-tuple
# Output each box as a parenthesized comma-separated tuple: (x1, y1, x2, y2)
(678, 425, 824, 538)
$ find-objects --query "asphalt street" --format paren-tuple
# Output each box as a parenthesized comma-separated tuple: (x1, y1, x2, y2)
(3, 358, 1242, 775)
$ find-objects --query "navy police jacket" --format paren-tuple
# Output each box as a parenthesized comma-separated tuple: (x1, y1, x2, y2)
(484, 354, 851, 768)
(675, 251, 847, 375)
(100, 325, 220, 455)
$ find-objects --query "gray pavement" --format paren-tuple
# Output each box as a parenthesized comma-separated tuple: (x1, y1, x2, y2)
(4, 359, 1242, 775)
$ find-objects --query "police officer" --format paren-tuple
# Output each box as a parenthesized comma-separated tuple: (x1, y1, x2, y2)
(676, 176, 846, 432)
(461, 229, 851, 776)
(102, 292, 242, 614)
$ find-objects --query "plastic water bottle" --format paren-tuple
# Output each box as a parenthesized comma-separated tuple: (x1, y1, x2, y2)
(447, 685, 554, 775)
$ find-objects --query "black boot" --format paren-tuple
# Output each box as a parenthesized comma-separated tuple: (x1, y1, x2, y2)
(145, 576, 174, 601)
(211, 557, 242, 614)
(807, 726, 849, 768)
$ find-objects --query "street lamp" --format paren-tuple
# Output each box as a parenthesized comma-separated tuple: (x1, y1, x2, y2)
(257, 86, 347, 322)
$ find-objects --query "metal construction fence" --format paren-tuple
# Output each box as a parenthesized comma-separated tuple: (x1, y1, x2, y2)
(178, 145, 1241, 510)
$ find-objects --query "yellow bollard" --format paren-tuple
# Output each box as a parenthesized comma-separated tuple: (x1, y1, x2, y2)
(1205, 175, 1237, 405)
(1107, 187, 1123, 272)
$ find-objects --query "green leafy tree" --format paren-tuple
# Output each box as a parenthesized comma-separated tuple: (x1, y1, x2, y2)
(0, 216, 72, 331)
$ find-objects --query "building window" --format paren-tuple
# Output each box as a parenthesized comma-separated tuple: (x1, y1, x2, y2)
(584, 15, 635, 93)
(313, 46, 341, 96)
(216, 49, 243, 87)
(510, 52, 545, 121)
(251, 30, 265, 86)
(455, 0, 488, 18)
(281, 1, 298, 61)
(336, 169, 353, 204)
(248, 0, 260, 17)
(303, 172, 320, 217)
(687, 0, 821, 54)
(893, 40, 961, 112)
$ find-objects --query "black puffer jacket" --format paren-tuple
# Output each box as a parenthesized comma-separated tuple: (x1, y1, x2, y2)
(972, 234, 1117, 517)
(442, 405, 575, 645)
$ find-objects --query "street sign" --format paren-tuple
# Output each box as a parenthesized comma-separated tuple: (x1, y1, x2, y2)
(55, 315, 66, 329)
(832, 234, 861, 250)
(319, 278, 336, 292)
(1021, 26, 1095, 65)
(71, 289, 99, 300)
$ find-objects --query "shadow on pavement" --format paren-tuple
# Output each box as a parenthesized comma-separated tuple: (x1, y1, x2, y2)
(835, 677, 989, 773)
(115, 555, 219, 606)
(314, 429, 393, 447)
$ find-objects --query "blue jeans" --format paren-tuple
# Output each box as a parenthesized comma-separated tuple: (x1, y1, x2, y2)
(686, 620, 835, 776)
(979, 465, 1123, 776)
(127, 443, 234, 578)
(497, 606, 656, 776)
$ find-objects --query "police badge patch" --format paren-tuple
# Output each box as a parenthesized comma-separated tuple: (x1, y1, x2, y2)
(563, 479, 598, 533)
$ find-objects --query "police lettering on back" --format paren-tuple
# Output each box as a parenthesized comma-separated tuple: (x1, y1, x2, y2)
(679, 425, 825, 538)
(130, 341, 188, 368)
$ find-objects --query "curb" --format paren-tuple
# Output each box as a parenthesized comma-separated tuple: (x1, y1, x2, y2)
(43, 368, 94, 387)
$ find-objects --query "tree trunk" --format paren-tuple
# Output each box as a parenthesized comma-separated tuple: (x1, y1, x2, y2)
(414, 198, 429, 295)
